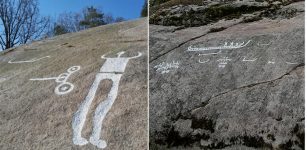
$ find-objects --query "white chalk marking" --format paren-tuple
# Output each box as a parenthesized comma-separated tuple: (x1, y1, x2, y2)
(187, 40, 251, 52)
(198, 59, 210, 63)
(286, 62, 299, 65)
(8, 56, 50, 64)
(268, 61, 275, 64)
(198, 50, 221, 56)
(72, 51, 142, 149)
(30, 66, 80, 95)
(217, 57, 232, 68)
(154, 61, 180, 74)
(242, 56, 257, 62)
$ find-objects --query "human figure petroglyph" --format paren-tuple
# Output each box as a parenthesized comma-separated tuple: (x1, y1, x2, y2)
(217, 57, 231, 68)
(187, 40, 251, 52)
(154, 61, 179, 74)
(72, 51, 142, 149)
(242, 56, 257, 62)
(30, 66, 80, 95)
(8, 56, 50, 64)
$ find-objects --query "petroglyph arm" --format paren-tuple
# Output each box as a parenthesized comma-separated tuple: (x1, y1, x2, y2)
(101, 52, 142, 59)
(8, 56, 50, 64)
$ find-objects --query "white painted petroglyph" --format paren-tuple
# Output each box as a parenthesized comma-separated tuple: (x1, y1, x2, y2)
(154, 61, 180, 74)
(268, 61, 275, 64)
(8, 56, 50, 64)
(286, 62, 299, 65)
(242, 56, 257, 62)
(187, 40, 251, 52)
(30, 66, 80, 95)
(217, 57, 232, 68)
(198, 59, 210, 64)
(198, 50, 221, 56)
(72, 51, 142, 149)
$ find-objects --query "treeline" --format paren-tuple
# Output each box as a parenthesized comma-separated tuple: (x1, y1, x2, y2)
(0, 0, 148, 50)
(52, 6, 126, 36)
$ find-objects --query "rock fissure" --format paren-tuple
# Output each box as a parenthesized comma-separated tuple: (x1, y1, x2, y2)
(194, 63, 304, 111)
(150, 23, 240, 63)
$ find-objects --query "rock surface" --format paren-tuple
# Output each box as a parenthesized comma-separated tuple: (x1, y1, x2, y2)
(149, 0, 302, 27)
(0, 18, 148, 149)
(149, 1, 304, 149)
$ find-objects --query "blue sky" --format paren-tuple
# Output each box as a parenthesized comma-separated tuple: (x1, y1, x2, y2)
(38, 0, 145, 21)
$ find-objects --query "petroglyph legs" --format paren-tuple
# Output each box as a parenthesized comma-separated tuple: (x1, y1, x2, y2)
(8, 56, 50, 64)
(30, 66, 80, 95)
(73, 73, 122, 148)
(72, 51, 142, 149)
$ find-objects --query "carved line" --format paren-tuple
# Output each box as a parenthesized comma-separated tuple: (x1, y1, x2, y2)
(8, 56, 50, 64)
(187, 40, 251, 52)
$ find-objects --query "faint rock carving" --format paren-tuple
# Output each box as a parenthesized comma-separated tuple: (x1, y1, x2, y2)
(217, 57, 232, 68)
(154, 61, 180, 74)
(268, 61, 275, 64)
(0, 77, 6, 83)
(187, 40, 251, 52)
(242, 56, 257, 62)
(30, 66, 80, 95)
(8, 56, 50, 64)
(72, 51, 142, 149)
(286, 62, 299, 65)
(199, 58, 210, 64)
(119, 24, 143, 34)
(257, 42, 271, 46)
(198, 50, 221, 56)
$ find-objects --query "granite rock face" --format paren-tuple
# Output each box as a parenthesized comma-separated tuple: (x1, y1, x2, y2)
(0, 18, 148, 150)
(149, 0, 302, 27)
(149, 1, 304, 149)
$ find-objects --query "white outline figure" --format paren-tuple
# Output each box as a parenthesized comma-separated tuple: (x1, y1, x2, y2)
(217, 57, 232, 68)
(242, 56, 257, 62)
(72, 51, 142, 149)
(8, 56, 50, 64)
(154, 61, 179, 74)
(30, 66, 80, 95)
(187, 40, 251, 52)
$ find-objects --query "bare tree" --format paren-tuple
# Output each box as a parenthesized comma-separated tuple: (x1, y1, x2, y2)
(57, 12, 84, 33)
(0, 0, 49, 50)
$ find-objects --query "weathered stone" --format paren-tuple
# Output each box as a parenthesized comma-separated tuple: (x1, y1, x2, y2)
(0, 18, 148, 149)
(149, 1, 304, 149)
